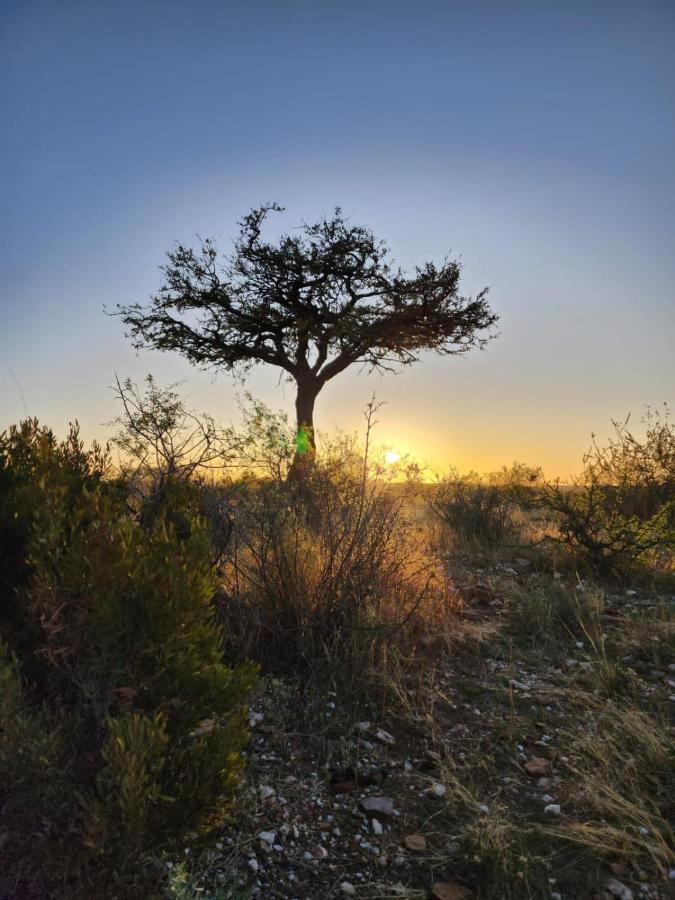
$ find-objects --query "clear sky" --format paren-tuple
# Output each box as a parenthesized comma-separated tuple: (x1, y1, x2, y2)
(1, 0, 673, 476)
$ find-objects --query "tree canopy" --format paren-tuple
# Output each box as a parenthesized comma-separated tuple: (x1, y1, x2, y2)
(118, 204, 498, 472)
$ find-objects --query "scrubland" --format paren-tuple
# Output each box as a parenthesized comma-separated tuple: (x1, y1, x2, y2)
(0, 386, 672, 900)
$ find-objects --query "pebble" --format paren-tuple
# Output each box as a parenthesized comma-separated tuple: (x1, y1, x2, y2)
(605, 878, 634, 900)
(402, 833, 427, 853)
(340, 883, 356, 895)
(425, 782, 447, 799)
(544, 804, 561, 815)
(359, 796, 396, 818)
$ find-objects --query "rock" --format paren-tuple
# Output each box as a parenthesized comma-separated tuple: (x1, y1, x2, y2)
(355, 721, 371, 733)
(340, 883, 357, 896)
(402, 833, 427, 853)
(359, 797, 396, 818)
(371, 818, 383, 835)
(544, 803, 561, 815)
(605, 878, 634, 900)
(375, 728, 396, 746)
(421, 748, 442, 770)
(524, 756, 551, 777)
(609, 861, 629, 877)
(329, 768, 359, 793)
(259, 785, 276, 801)
(258, 831, 276, 845)
(431, 882, 472, 900)
(425, 782, 447, 799)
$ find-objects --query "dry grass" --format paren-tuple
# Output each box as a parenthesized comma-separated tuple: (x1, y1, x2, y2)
(550, 703, 674, 874)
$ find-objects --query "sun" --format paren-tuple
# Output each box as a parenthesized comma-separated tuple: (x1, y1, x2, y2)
(384, 449, 401, 466)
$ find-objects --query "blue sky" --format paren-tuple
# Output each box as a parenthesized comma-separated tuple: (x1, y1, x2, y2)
(1, 0, 673, 474)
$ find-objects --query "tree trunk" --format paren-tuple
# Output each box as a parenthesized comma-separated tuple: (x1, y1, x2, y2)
(288, 377, 320, 481)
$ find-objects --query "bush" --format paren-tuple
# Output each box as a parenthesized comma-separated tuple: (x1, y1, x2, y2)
(428, 463, 541, 546)
(0, 421, 256, 897)
(215, 419, 456, 699)
(535, 408, 675, 575)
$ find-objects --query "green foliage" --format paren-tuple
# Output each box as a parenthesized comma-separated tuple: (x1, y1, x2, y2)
(0, 421, 256, 897)
(535, 408, 675, 574)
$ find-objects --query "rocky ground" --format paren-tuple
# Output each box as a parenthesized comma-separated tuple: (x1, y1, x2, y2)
(176, 555, 674, 900)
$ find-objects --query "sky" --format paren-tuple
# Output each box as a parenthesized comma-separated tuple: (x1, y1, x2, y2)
(1, 0, 673, 477)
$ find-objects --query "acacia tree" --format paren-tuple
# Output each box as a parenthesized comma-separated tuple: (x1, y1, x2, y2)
(118, 204, 498, 475)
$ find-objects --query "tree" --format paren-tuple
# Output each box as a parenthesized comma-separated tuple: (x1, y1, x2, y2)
(118, 204, 498, 476)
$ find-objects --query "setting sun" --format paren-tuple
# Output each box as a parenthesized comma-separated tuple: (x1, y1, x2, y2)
(384, 449, 401, 465)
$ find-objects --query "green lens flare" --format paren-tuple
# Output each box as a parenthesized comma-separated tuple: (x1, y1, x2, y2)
(294, 428, 311, 455)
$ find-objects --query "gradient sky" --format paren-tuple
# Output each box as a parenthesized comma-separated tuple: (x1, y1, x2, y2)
(1, 0, 673, 476)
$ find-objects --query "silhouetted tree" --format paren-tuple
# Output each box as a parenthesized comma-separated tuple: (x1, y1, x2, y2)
(118, 204, 498, 477)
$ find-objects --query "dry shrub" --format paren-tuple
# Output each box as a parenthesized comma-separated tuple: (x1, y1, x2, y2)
(216, 431, 459, 697)
(428, 463, 542, 547)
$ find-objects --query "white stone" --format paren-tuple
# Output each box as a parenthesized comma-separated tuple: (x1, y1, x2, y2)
(426, 783, 447, 799)
(605, 878, 634, 900)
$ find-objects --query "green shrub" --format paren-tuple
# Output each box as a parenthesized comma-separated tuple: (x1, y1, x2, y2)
(534, 408, 675, 575)
(0, 421, 256, 897)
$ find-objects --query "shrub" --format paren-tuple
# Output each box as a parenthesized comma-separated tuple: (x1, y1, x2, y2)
(215, 412, 456, 700)
(428, 463, 541, 546)
(535, 408, 675, 575)
(0, 421, 256, 896)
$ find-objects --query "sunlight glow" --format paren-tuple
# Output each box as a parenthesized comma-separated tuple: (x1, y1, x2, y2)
(384, 449, 401, 466)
